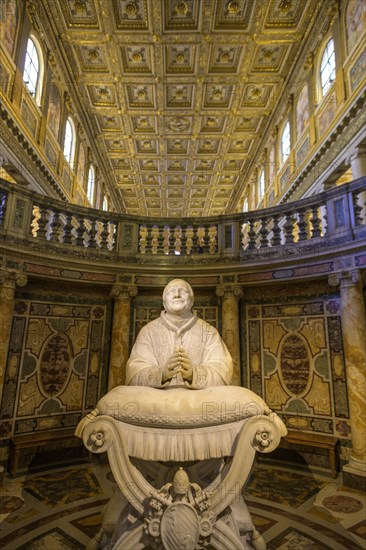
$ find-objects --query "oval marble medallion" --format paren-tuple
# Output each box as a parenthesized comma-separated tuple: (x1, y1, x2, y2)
(39, 334, 71, 396)
(280, 334, 310, 395)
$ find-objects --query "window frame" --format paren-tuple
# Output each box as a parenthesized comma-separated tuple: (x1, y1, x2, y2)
(63, 117, 76, 167)
(320, 38, 336, 98)
(23, 34, 44, 106)
(258, 168, 265, 202)
(87, 165, 95, 205)
(280, 121, 291, 165)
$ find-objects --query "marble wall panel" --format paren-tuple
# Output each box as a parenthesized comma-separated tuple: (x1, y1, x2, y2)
(0, 295, 111, 439)
(243, 296, 350, 441)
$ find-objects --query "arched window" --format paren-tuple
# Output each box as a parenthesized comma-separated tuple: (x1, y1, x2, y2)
(23, 35, 44, 105)
(258, 169, 265, 201)
(320, 39, 336, 96)
(87, 165, 95, 205)
(102, 195, 108, 211)
(281, 121, 290, 164)
(63, 117, 75, 165)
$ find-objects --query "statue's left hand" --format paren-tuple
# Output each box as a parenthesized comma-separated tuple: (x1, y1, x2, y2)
(178, 346, 193, 382)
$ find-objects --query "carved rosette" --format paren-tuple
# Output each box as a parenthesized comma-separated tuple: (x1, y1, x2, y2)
(250, 415, 284, 454)
(83, 417, 113, 454)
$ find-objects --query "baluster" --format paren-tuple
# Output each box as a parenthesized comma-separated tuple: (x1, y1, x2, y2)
(247, 219, 256, 249)
(181, 226, 187, 255)
(209, 224, 217, 254)
(111, 222, 117, 250)
(76, 215, 86, 247)
(174, 226, 182, 255)
(271, 215, 281, 246)
(310, 206, 321, 238)
(146, 225, 153, 254)
(139, 224, 148, 254)
(63, 213, 74, 244)
(203, 225, 211, 253)
(197, 226, 205, 253)
(353, 191, 363, 226)
(100, 220, 110, 249)
(283, 212, 295, 244)
(259, 218, 269, 248)
(156, 226, 164, 254)
(297, 208, 308, 241)
(186, 226, 193, 254)
(36, 206, 49, 240)
(88, 218, 98, 248)
(49, 210, 61, 242)
(169, 226, 176, 255)
(0, 191, 7, 226)
(150, 225, 159, 254)
(161, 225, 169, 255)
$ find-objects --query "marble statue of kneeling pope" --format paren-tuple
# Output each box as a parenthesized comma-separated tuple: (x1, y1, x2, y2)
(76, 279, 287, 550)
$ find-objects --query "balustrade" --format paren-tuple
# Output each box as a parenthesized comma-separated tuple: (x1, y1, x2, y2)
(0, 177, 365, 263)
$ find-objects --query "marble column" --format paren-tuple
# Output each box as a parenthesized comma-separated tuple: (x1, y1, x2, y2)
(0, 270, 27, 406)
(216, 284, 243, 386)
(108, 284, 138, 389)
(329, 270, 366, 483)
(349, 144, 366, 179)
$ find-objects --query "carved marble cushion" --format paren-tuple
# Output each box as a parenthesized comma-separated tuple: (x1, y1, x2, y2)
(96, 385, 271, 428)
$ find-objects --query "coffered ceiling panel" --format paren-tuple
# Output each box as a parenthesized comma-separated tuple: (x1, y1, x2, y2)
(42, 0, 322, 217)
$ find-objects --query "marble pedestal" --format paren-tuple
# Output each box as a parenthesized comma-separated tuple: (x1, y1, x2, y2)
(76, 386, 287, 550)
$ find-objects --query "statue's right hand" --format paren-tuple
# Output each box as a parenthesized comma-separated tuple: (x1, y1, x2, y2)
(162, 350, 181, 383)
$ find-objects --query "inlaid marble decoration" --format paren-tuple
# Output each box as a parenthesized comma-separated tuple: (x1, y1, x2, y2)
(0, 298, 110, 439)
(245, 299, 350, 440)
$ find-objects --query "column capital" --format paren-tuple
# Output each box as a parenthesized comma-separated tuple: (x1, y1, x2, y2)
(328, 270, 361, 289)
(349, 143, 366, 163)
(0, 269, 28, 289)
(110, 284, 138, 300)
(216, 284, 243, 301)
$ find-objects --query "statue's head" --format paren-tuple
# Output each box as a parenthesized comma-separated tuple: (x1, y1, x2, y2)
(162, 279, 194, 316)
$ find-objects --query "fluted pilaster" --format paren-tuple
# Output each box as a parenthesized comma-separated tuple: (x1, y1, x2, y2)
(216, 284, 243, 386)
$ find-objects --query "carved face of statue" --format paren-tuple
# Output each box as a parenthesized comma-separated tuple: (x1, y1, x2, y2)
(163, 279, 194, 316)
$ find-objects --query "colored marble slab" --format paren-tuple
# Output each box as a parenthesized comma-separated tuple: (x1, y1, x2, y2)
(22, 467, 103, 507)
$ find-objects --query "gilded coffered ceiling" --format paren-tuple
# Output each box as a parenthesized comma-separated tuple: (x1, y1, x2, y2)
(41, 0, 322, 217)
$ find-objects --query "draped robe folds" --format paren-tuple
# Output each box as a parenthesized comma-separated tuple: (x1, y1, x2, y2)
(125, 311, 233, 388)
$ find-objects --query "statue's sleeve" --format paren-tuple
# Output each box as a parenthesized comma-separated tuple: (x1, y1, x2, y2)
(125, 325, 165, 387)
(190, 323, 233, 389)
